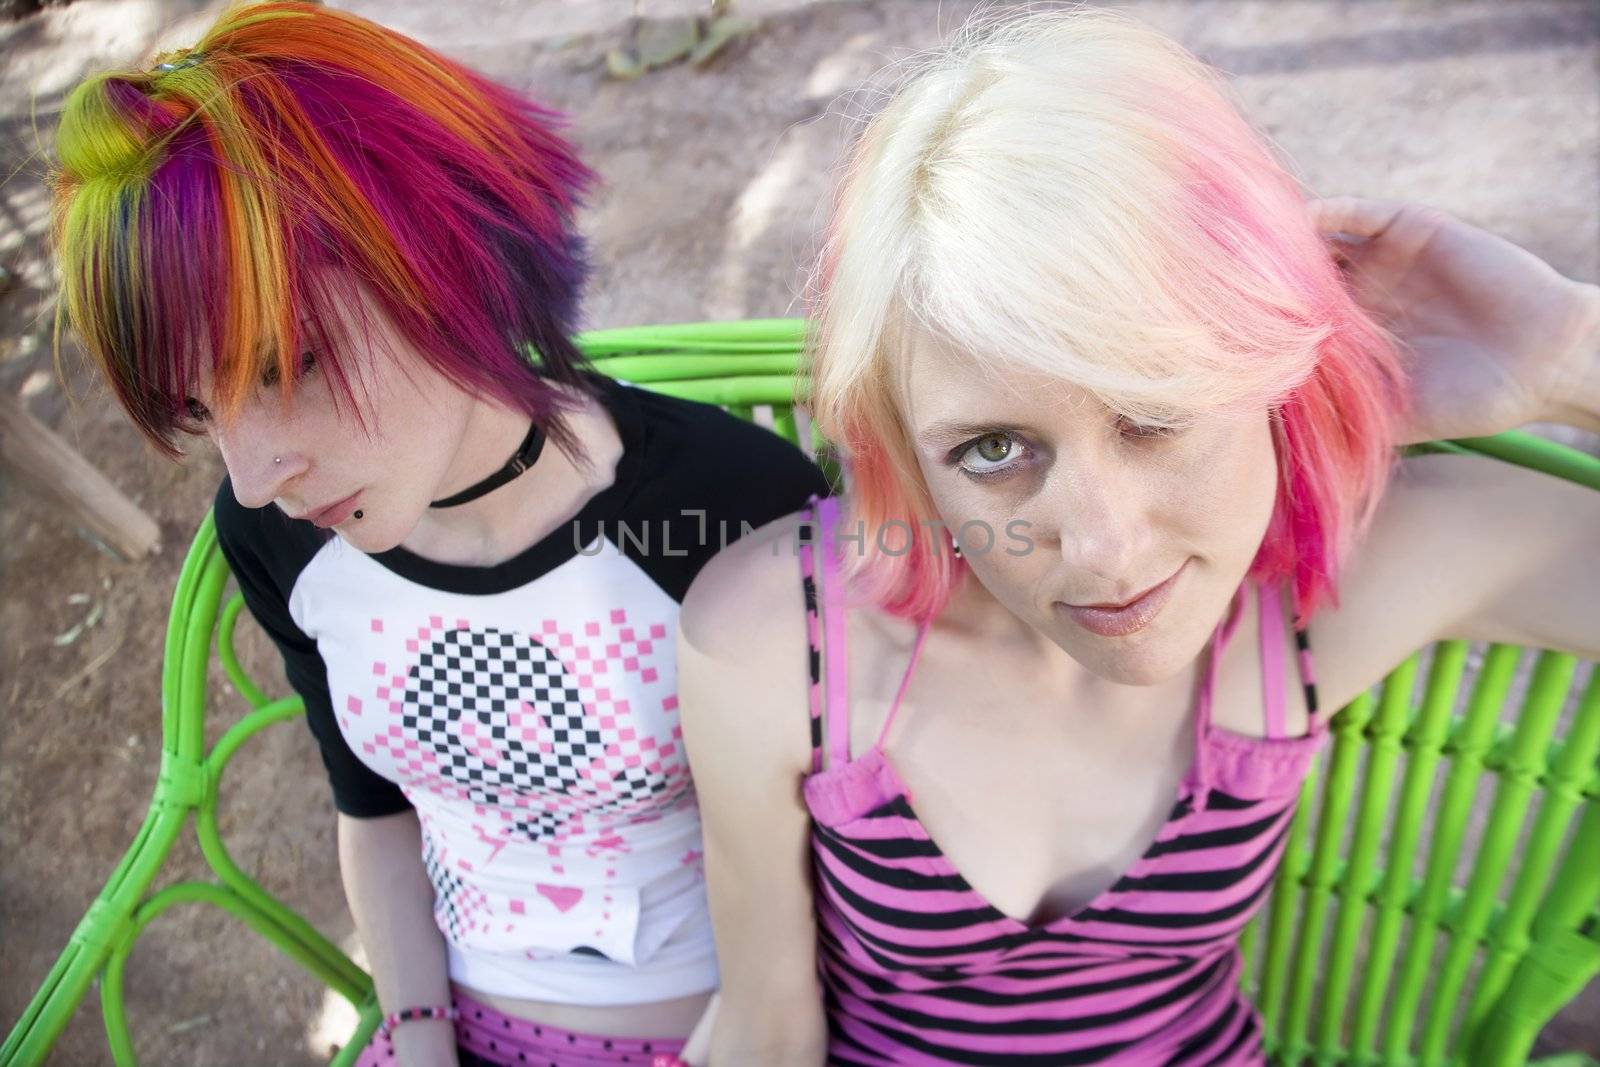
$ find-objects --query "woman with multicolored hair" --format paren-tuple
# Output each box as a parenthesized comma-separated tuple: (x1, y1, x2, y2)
(49, 3, 826, 1064)
(678, 9, 1600, 1064)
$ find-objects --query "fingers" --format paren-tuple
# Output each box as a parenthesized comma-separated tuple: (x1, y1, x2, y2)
(1308, 196, 1410, 240)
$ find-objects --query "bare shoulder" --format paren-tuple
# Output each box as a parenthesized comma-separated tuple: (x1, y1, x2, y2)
(680, 508, 814, 660)
(677, 508, 817, 777)
(1307, 450, 1598, 713)
(676, 514, 828, 1034)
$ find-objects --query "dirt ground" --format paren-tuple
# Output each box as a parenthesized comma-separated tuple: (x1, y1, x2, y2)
(2, 1, 1597, 1064)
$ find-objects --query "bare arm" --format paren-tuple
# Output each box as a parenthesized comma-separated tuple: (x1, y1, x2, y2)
(337, 810, 458, 1066)
(1442, 464, 1599, 654)
(1311, 198, 1600, 441)
(1310, 452, 1600, 715)
(678, 512, 828, 1066)
(1308, 272, 1599, 712)
(1549, 280, 1600, 433)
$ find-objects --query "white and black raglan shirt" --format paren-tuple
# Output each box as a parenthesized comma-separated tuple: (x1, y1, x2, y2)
(215, 376, 829, 1004)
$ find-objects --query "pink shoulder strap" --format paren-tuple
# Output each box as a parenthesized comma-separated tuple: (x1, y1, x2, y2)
(817, 496, 854, 768)
(1195, 584, 1248, 736)
(804, 497, 934, 765)
(1259, 583, 1290, 740)
(1259, 581, 1320, 739)
(798, 498, 827, 773)
(874, 620, 932, 751)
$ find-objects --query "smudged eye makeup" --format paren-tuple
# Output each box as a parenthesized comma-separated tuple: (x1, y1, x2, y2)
(943, 416, 1184, 482)
(949, 431, 1030, 480)
(260, 350, 318, 389)
(179, 351, 318, 430)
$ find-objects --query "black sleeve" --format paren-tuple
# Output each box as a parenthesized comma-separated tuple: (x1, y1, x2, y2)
(213, 479, 413, 818)
(619, 388, 833, 601)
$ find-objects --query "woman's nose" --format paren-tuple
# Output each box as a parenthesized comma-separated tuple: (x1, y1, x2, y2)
(214, 414, 303, 509)
(1039, 471, 1149, 590)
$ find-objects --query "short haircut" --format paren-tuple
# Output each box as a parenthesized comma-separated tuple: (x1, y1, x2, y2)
(807, 8, 1406, 621)
(52, 1, 596, 456)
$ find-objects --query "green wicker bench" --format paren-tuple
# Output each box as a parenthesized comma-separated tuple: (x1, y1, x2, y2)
(4, 319, 1597, 1066)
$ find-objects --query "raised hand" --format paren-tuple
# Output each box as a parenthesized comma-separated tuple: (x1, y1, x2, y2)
(1312, 196, 1600, 443)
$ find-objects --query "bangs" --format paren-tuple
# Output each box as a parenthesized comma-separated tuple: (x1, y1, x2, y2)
(59, 113, 364, 451)
(895, 98, 1331, 427)
(52, 1, 596, 458)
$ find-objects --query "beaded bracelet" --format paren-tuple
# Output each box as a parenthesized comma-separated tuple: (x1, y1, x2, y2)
(377, 1003, 460, 1038)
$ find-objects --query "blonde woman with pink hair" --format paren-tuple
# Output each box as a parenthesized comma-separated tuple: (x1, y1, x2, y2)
(676, 9, 1599, 1065)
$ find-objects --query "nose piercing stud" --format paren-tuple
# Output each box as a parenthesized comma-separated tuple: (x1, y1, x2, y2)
(273, 457, 282, 465)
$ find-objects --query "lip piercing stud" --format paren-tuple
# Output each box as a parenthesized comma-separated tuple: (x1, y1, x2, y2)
(353, 510, 364, 520)
(274, 457, 282, 465)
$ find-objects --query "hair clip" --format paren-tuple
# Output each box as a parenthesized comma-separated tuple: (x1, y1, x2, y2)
(153, 52, 205, 73)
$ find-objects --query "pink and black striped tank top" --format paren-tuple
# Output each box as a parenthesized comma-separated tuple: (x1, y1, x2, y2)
(796, 496, 1325, 1065)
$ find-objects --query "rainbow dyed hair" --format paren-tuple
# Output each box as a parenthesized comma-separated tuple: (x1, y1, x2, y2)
(807, 8, 1407, 623)
(51, 1, 595, 457)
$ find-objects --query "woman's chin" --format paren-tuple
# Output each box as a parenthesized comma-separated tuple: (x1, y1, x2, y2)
(1047, 619, 1211, 688)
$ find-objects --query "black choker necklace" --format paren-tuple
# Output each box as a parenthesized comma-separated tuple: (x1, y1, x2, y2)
(430, 421, 545, 508)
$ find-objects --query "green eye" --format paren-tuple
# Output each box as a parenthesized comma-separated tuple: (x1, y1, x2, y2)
(956, 431, 1025, 477)
(974, 434, 1011, 462)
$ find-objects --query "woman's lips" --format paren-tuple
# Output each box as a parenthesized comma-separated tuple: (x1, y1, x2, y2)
(1057, 562, 1187, 638)
(305, 491, 362, 529)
